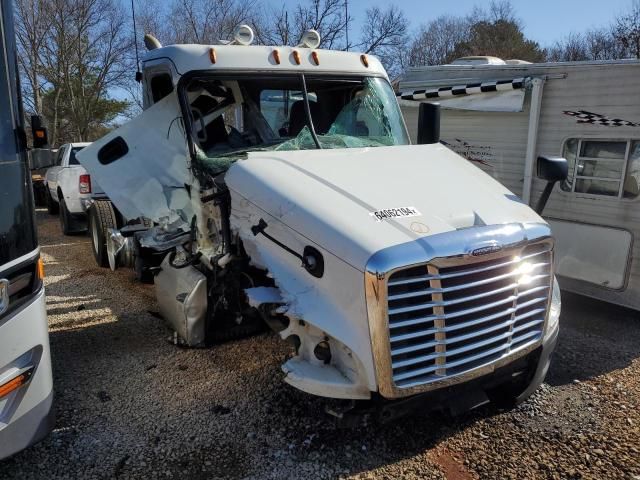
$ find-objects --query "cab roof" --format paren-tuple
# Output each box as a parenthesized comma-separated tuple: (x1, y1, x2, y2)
(141, 44, 388, 79)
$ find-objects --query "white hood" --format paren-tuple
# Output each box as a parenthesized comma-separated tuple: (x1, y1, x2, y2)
(225, 143, 543, 270)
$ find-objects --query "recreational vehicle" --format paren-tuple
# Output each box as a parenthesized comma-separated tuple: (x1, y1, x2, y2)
(0, 1, 54, 459)
(77, 30, 564, 418)
(399, 58, 640, 311)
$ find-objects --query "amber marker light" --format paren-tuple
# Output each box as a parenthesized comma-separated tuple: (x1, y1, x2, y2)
(37, 256, 45, 280)
(272, 49, 280, 64)
(311, 51, 320, 65)
(360, 54, 369, 67)
(209, 47, 217, 64)
(0, 369, 34, 399)
(292, 50, 301, 65)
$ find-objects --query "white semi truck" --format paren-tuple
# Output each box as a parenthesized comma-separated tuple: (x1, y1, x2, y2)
(78, 28, 565, 418)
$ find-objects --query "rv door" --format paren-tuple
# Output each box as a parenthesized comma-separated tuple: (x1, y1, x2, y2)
(76, 92, 192, 224)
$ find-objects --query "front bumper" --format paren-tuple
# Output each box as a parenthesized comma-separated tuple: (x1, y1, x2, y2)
(334, 325, 558, 424)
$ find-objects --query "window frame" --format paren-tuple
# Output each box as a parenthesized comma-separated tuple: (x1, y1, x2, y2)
(561, 137, 639, 200)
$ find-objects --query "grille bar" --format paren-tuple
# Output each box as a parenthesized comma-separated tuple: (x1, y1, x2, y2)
(387, 244, 552, 389)
(387, 250, 550, 287)
(389, 284, 549, 329)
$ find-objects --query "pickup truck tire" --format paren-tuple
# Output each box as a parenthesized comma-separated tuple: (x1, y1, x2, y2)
(59, 198, 77, 235)
(46, 187, 59, 215)
(89, 200, 120, 268)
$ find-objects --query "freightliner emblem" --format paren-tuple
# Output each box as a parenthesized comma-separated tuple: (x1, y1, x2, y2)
(471, 244, 503, 256)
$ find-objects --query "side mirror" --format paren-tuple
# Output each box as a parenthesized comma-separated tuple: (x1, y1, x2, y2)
(534, 155, 568, 215)
(30, 115, 49, 149)
(417, 103, 440, 145)
(537, 155, 568, 183)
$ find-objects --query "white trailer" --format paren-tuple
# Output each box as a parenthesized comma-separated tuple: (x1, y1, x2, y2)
(399, 58, 640, 311)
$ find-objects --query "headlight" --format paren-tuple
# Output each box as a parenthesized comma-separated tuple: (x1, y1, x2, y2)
(545, 276, 561, 339)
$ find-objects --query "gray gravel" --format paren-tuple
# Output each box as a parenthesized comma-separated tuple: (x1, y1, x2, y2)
(1, 210, 639, 479)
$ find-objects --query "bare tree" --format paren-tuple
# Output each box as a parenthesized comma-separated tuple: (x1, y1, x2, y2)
(14, 0, 52, 114)
(162, 0, 260, 44)
(404, 15, 470, 67)
(614, 0, 640, 58)
(357, 6, 407, 77)
(546, 26, 628, 62)
(546, 33, 589, 62)
(16, 0, 134, 144)
(258, 0, 348, 49)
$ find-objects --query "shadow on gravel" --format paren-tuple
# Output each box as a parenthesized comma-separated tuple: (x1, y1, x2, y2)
(547, 291, 640, 387)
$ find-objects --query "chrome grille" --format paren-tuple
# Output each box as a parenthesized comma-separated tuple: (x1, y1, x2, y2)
(386, 243, 552, 389)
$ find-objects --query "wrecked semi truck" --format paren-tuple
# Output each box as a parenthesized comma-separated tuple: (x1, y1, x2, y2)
(78, 28, 564, 415)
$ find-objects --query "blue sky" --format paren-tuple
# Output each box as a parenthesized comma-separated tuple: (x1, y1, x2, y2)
(277, 0, 633, 46)
(149, 0, 634, 47)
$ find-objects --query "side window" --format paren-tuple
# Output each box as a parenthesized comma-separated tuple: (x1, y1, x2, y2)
(561, 139, 640, 199)
(150, 73, 174, 103)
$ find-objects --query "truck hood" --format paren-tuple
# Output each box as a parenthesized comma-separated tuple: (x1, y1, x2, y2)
(225, 143, 544, 271)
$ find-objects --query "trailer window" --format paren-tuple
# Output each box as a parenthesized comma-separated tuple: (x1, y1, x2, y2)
(561, 139, 640, 199)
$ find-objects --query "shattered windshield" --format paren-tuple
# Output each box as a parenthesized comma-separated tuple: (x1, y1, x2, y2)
(183, 74, 409, 174)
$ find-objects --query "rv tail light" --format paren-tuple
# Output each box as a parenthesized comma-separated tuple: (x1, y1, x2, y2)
(79, 174, 91, 194)
(311, 51, 320, 65)
(272, 49, 280, 65)
(209, 47, 217, 64)
(292, 50, 301, 65)
(0, 368, 34, 399)
(360, 54, 369, 67)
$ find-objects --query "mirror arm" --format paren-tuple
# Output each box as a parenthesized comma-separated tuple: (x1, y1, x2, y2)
(535, 181, 557, 215)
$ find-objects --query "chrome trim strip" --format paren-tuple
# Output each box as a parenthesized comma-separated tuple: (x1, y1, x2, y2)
(365, 222, 554, 399)
(0, 248, 40, 275)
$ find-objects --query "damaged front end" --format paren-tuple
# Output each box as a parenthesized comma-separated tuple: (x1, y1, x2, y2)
(77, 65, 556, 409)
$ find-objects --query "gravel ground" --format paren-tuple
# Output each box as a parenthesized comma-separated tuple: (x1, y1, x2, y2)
(1, 210, 639, 479)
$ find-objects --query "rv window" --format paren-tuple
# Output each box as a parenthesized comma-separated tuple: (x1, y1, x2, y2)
(561, 139, 640, 199)
(625, 142, 640, 199)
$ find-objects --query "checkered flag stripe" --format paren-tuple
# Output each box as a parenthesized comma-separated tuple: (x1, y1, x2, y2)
(398, 77, 526, 101)
(563, 110, 640, 127)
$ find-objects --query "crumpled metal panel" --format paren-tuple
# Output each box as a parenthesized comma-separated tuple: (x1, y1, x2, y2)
(154, 255, 208, 346)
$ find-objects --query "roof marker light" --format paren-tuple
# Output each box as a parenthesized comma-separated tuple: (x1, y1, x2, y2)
(297, 29, 321, 49)
(311, 51, 320, 65)
(272, 49, 280, 65)
(361, 54, 369, 67)
(292, 50, 301, 65)
(209, 47, 217, 64)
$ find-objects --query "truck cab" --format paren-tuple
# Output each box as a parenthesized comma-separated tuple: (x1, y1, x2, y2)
(78, 28, 562, 416)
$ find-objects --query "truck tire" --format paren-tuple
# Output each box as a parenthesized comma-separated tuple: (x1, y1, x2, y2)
(46, 187, 59, 215)
(89, 200, 119, 268)
(59, 198, 76, 235)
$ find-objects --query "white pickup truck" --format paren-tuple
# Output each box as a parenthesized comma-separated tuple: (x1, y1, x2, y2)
(78, 28, 567, 420)
(44, 142, 97, 234)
